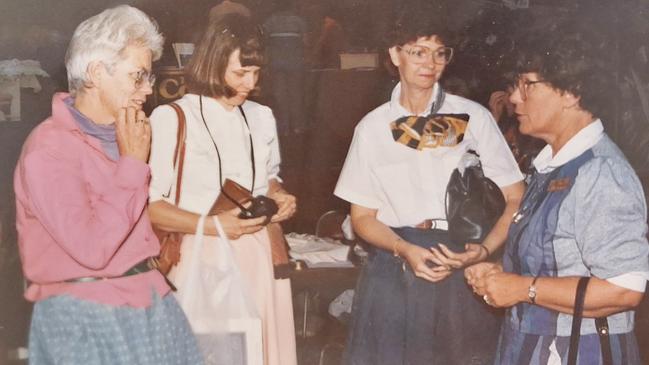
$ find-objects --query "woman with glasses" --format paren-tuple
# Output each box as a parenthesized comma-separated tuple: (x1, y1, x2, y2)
(334, 10, 524, 365)
(148, 13, 297, 365)
(466, 29, 649, 365)
(13, 5, 201, 364)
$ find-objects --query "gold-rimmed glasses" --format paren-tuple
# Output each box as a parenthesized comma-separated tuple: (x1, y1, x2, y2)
(398, 45, 454, 65)
(128, 70, 156, 89)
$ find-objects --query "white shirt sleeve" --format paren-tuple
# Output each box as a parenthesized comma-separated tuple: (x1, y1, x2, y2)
(606, 272, 649, 292)
(246, 102, 282, 183)
(334, 124, 381, 209)
(148, 104, 180, 203)
(467, 106, 524, 187)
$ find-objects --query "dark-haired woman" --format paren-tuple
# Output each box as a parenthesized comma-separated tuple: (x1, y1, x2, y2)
(334, 10, 525, 365)
(148, 14, 297, 365)
(466, 28, 649, 365)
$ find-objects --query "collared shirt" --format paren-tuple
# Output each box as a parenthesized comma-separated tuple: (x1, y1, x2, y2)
(335, 82, 523, 227)
(532, 119, 649, 293)
(148, 94, 281, 214)
(14, 92, 169, 307)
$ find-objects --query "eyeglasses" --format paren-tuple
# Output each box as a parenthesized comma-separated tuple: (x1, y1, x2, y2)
(515, 78, 546, 101)
(128, 70, 156, 89)
(398, 45, 454, 65)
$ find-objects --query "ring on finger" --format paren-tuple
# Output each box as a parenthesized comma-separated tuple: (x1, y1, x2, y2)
(483, 294, 491, 305)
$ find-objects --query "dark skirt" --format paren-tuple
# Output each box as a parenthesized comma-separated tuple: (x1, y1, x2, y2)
(29, 291, 203, 365)
(343, 227, 502, 365)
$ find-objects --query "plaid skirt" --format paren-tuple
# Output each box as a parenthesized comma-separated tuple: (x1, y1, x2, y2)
(29, 291, 203, 365)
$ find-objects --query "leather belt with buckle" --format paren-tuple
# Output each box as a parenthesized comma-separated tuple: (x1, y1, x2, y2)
(64, 257, 157, 284)
(415, 219, 448, 231)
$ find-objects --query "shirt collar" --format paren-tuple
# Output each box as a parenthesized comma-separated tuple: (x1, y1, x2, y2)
(389, 82, 440, 117)
(533, 119, 604, 173)
(185, 93, 242, 117)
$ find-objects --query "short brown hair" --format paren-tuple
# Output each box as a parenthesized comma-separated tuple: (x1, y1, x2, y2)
(384, 6, 453, 49)
(184, 13, 264, 98)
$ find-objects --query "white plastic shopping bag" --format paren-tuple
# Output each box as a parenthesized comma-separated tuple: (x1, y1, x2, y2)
(171, 215, 262, 365)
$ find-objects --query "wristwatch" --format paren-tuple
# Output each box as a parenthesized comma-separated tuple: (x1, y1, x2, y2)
(528, 276, 539, 304)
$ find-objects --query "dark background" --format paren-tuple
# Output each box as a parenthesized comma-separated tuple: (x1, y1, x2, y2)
(2, 0, 649, 363)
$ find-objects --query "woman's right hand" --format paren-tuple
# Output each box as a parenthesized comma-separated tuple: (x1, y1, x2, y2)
(488, 90, 508, 122)
(116, 107, 151, 162)
(400, 242, 452, 283)
(215, 207, 266, 239)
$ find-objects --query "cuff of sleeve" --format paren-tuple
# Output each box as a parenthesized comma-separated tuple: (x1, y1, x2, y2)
(606, 271, 649, 293)
(334, 186, 380, 210)
(268, 174, 283, 184)
(491, 172, 525, 188)
(115, 156, 150, 189)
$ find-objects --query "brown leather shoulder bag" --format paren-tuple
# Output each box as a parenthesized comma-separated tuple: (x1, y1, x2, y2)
(152, 102, 186, 275)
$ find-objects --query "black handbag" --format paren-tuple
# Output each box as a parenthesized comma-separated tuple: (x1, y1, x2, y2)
(445, 151, 506, 245)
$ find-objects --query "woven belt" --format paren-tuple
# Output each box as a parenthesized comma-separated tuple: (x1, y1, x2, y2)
(64, 257, 156, 284)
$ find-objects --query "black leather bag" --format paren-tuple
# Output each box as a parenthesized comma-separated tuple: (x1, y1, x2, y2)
(445, 153, 506, 245)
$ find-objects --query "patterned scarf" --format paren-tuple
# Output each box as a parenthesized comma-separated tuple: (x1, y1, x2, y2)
(390, 88, 470, 150)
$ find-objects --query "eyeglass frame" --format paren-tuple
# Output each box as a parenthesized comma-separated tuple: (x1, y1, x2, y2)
(515, 77, 546, 101)
(396, 45, 454, 65)
(128, 69, 156, 89)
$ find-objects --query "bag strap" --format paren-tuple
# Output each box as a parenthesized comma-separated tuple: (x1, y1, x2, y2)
(595, 317, 613, 365)
(567, 277, 589, 365)
(567, 277, 612, 365)
(168, 102, 187, 206)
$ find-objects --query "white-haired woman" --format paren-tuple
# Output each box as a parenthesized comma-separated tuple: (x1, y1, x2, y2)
(13, 5, 201, 364)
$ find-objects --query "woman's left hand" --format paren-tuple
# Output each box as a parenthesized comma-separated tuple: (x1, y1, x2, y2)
(478, 271, 528, 308)
(268, 190, 297, 223)
(429, 243, 487, 269)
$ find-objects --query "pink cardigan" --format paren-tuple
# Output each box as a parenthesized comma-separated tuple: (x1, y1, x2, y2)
(14, 93, 169, 307)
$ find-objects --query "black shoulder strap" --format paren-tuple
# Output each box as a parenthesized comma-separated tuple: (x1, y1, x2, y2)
(567, 277, 612, 365)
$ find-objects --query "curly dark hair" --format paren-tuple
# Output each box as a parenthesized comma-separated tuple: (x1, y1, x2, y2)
(384, 6, 454, 49)
(184, 13, 265, 98)
(513, 25, 613, 118)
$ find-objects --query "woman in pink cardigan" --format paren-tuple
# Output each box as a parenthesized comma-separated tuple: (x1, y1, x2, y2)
(13, 5, 201, 364)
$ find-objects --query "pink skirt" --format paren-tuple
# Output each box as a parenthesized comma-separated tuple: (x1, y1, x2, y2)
(171, 228, 297, 365)
(230, 229, 297, 365)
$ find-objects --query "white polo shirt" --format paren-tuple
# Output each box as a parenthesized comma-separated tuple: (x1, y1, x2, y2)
(334, 82, 523, 227)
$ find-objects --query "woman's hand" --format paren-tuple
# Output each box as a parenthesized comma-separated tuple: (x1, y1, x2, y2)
(465, 262, 502, 295)
(216, 207, 266, 239)
(488, 90, 508, 122)
(116, 107, 151, 162)
(400, 242, 452, 283)
(268, 189, 297, 223)
(465, 263, 527, 308)
(429, 243, 487, 269)
(480, 272, 530, 308)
